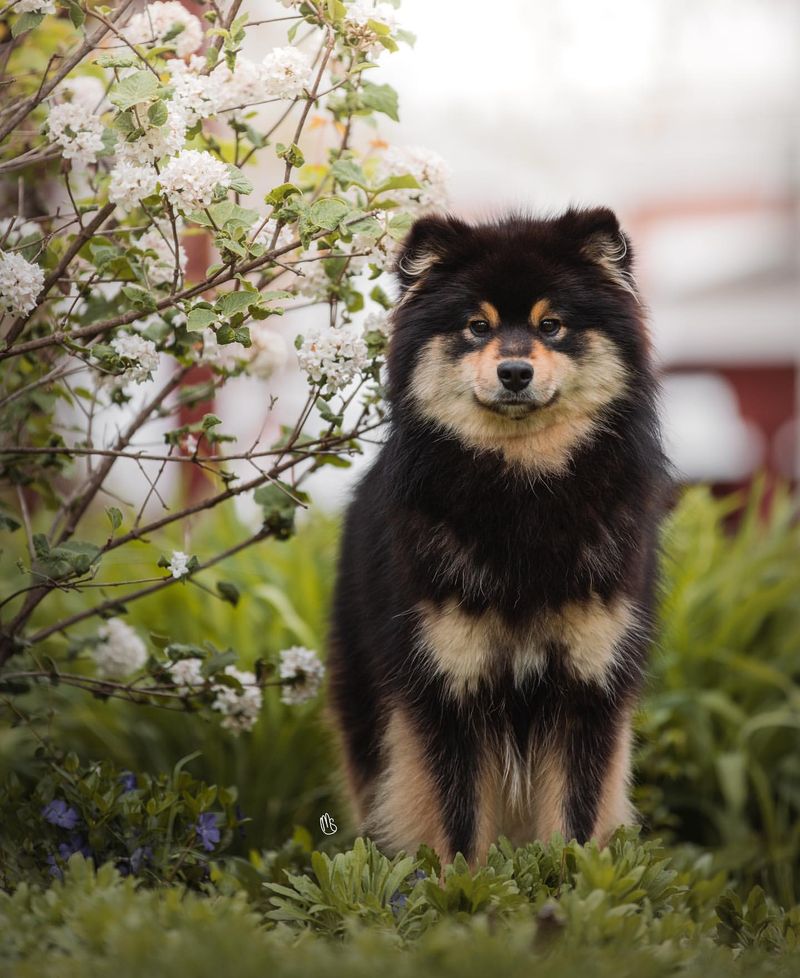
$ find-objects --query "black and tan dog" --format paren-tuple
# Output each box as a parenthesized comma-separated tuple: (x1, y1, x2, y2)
(328, 207, 667, 866)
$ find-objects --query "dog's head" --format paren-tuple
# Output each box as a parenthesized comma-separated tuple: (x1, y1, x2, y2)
(388, 208, 651, 473)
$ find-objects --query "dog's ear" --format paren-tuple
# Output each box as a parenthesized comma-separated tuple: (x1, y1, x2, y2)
(558, 207, 637, 296)
(393, 214, 473, 293)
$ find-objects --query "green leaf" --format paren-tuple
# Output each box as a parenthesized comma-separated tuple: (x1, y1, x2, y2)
(11, 12, 45, 37)
(190, 201, 258, 230)
(264, 183, 301, 206)
(0, 510, 21, 533)
(330, 159, 367, 190)
(254, 482, 308, 541)
(215, 290, 259, 318)
(121, 285, 157, 312)
(67, 1, 85, 28)
(216, 581, 240, 607)
(201, 414, 222, 430)
(96, 52, 140, 68)
(276, 142, 305, 169)
(375, 174, 420, 194)
(308, 197, 350, 232)
(361, 81, 399, 121)
(226, 167, 253, 195)
(387, 212, 414, 242)
(109, 71, 161, 111)
(105, 506, 122, 531)
(147, 100, 169, 126)
(187, 306, 217, 332)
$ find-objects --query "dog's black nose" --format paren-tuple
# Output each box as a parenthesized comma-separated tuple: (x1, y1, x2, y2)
(497, 360, 533, 392)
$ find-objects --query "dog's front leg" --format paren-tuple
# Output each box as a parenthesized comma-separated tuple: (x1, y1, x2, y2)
(366, 703, 498, 869)
(537, 694, 635, 845)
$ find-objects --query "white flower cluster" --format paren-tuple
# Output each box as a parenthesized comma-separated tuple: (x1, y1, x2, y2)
(108, 332, 160, 385)
(197, 324, 287, 380)
(297, 326, 370, 394)
(166, 56, 219, 125)
(167, 550, 190, 578)
(116, 101, 187, 166)
(363, 309, 391, 338)
(108, 161, 159, 210)
(343, 1, 400, 58)
(198, 328, 247, 372)
(278, 646, 325, 705)
(248, 326, 288, 380)
(379, 145, 451, 210)
(159, 149, 231, 212)
(343, 229, 396, 273)
(138, 225, 187, 286)
(169, 657, 204, 695)
(252, 218, 296, 252)
(260, 46, 312, 100)
(15, 0, 56, 13)
(122, 1, 204, 58)
(167, 659, 262, 733)
(45, 100, 105, 166)
(212, 666, 263, 734)
(93, 618, 148, 680)
(0, 251, 45, 317)
(54, 75, 108, 113)
(294, 256, 332, 300)
(167, 48, 312, 123)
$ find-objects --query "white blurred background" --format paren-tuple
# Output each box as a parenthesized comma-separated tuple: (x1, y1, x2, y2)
(375, 0, 800, 486)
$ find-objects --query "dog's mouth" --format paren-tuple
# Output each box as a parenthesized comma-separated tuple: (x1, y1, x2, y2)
(475, 392, 560, 418)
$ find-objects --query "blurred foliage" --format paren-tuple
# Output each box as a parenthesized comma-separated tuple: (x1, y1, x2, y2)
(3, 832, 800, 977)
(0, 507, 344, 853)
(636, 481, 800, 905)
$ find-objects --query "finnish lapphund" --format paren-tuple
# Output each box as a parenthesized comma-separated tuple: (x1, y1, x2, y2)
(328, 207, 667, 866)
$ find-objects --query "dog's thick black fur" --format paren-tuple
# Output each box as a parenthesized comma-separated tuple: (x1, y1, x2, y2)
(328, 207, 667, 865)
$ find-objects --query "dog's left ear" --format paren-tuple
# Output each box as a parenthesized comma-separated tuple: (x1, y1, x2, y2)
(558, 207, 637, 296)
(393, 213, 473, 293)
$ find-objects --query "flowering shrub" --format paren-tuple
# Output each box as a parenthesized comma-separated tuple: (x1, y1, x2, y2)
(0, 0, 447, 733)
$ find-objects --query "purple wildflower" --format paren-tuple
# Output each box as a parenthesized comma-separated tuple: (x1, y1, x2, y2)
(389, 890, 408, 915)
(195, 812, 221, 852)
(57, 834, 92, 861)
(46, 854, 64, 880)
(131, 845, 153, 874)
(42, 798, 80, 830)
(119, 771, 137, 792)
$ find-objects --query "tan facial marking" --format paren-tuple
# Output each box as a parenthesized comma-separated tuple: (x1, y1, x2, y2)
(462, 336, 504, 393)
(409, 331, 628, 475)
(477, 300, 501, 328)
(366, 706, 449, 858)
(529, 298, 555, 327)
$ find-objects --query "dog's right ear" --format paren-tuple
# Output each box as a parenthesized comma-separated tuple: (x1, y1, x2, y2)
(393, 214, 472, 293)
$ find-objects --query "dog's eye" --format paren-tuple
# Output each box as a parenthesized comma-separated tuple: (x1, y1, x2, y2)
(539, 318, 562, 336)
(469, 319, 491, 337)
